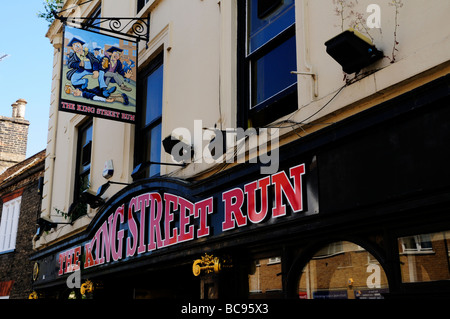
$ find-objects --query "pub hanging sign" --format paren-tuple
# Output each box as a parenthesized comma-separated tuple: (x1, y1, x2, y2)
(59, 26, 137, 123)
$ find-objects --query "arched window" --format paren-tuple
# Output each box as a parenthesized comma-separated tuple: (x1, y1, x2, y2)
(298, 241, 389, 299)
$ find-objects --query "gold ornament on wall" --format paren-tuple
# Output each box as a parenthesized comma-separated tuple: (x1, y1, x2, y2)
(192, 254, 232, 276)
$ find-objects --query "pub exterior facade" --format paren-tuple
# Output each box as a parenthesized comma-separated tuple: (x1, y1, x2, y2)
(31, 0, 450, 300)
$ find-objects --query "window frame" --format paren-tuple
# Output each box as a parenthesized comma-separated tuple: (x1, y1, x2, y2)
(400, 234, 434, 254)
(134, 52, 164, 180)
(0, 196, 22, 254)
(137, 0, 151, 14)
(237, 0, 298, 129)
(83, 5, 101, 31)
(72, 119, 93, 220)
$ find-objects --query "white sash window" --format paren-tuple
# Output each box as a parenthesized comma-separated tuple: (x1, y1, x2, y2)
(0, 196, 22, 253)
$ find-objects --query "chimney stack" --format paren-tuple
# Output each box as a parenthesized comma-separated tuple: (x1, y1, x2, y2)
(15, 98, 27, 119)
(11, 102, 18, 118)
(0, 99, 30, 173)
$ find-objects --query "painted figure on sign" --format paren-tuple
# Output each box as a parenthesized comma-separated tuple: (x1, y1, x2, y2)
(101, 46, 133, 92)
(122, 59, 135, 83)
(66, 37, 113, 98)
(65, 84, 129, 105)
(93, 47, 103, 60)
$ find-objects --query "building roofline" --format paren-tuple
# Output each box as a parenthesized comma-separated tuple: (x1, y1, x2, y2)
(0, 150, 46, 190)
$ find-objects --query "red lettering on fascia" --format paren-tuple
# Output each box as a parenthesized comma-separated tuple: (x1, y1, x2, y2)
(163, 193, 179, 247)
(222, 163, 306, 232)
(178, 197, 195, 243)
(222, 188, 246, 231)
(245, 175, 271, 224)
(194, 197, 213, 238)
(58, 251, 66, 276)
(126, 196, 139, 258)
(272, 164, 305, 217)
(110, 205, 125, 262)
(65, 248, 74, 273)
(57, 246, 81, 276)
(147, 192, 164, 252)
(94, 221, 111, 265)
(84, 240, 96, 269)
(73, 246, 81, 271)
(137, 193, 151, 254)
(94, 205, 127, 265)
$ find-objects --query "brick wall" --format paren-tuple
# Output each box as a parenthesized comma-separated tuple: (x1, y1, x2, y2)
(0, 155, 44, 299)
(0, 116, 30, 173)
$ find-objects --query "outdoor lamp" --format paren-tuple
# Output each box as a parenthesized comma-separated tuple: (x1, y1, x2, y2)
(97, 182, 111, 197)
(325, 29, 383, 74)
(37, 216, 57, 229)
(36, 216, 71, 238)
(36, 216, 57, 237)
(96, 181, 131, 197)
(162, 133, 193, 160)
(81, 189, 105, 209)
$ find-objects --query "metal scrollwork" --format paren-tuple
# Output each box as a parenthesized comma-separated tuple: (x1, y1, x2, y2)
(105, 18, 149, 39)
(54, 11, 150, 43)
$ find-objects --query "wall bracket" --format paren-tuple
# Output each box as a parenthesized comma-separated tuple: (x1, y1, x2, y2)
(53, 10, 150, 43)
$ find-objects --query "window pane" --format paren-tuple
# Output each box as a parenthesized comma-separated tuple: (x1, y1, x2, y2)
(137, 0, 148, 13)
(399, 231, 450, 283)
(149, 123, 162, 177)
(140, 123, 162, 178)
(251, 35, 297, 107)
(80, 123, 93, 146)
(137, 54, 163, 180)
(74, 120, 92, 221)
(85, 6, 101, 31)
(298, 241, 389, 299)
(143, 64, 163, 126)
(79, 124, 93, 173)
(0, 198, 21, 253)
(248, 0, 295, 53)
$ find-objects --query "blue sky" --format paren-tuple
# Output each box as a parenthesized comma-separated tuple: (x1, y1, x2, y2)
(0, 2, 54, 157)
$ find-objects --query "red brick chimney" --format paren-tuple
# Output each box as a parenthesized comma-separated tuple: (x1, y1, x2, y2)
(0, 99, 30, 173)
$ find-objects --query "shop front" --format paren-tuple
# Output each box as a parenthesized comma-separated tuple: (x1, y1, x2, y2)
(31, 74, 450, 299)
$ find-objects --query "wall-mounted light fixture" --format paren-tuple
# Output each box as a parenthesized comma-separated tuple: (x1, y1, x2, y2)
(36, 216, 72, 238)
(162, 133, 194, 161)
(80, 181, 132, 209)
(325, 29, 383, 74)
(96, 181, 131, 197)
(80, 189, 105, 209)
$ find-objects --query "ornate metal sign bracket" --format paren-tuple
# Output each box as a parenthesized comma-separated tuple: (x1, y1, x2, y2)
(53, 11, 150, 43)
